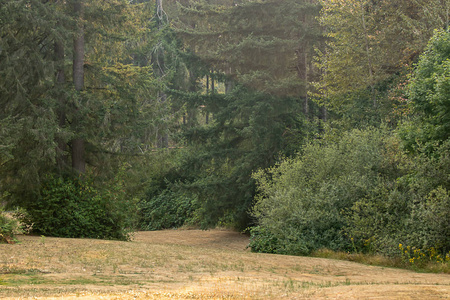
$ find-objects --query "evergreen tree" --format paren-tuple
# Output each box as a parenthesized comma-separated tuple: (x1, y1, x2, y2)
(0, 0, 67, 203)
(315, 0, 449, 124)
(169, 85, 306, 229)
(71, 0, 86, 173)
(0, 0, 159, 207)
(172, 0, 322, 100)
(147, 0, 325, 228)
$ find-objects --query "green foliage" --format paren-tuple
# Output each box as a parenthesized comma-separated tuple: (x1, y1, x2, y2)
(403, 141, 450, 253)
(136, 148, 200, 230)
(399, 244, 450, 267)
(0, 206, 22, 244)
(251, 125, 450, 257)
(139, 185, 199, 231)
(19, 174, 135, 240)
(252, 128, 388, 255)
(173, 0, 322, 96)
(344, 139, 450, 256)
(0, 0, 67, 206)
(171, 85, 306, 230)
(249, 28, 450, 258)
(409, 187, 450, 253)
(400, 29, 450, 153)
(344, 184, 413, 256)
(315, 0, 448, 127)
(247, 226, 280, 254)
(0, 0, 163, 208)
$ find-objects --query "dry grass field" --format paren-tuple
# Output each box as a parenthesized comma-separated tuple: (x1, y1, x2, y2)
(0, 229, 449, 299)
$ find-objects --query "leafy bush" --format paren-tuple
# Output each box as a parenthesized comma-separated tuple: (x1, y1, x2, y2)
(343, 184, 413, 256)
(399, 29, 450, 153)
(0, 207, 22, 244)
(139, 185, 199, 230)
(408, 187, 450, 253)
(247, 226, 280, 254)
(19, 174, 135, 240)
(251, 125, 450, 257)
(251, 128, 388, 255)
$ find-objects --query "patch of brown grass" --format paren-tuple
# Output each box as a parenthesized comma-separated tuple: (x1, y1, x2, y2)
(312, 249, 450, 274)
(0, 230, 449, 299)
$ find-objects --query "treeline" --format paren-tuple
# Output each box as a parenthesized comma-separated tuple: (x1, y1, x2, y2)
(1, 0, 449, 264)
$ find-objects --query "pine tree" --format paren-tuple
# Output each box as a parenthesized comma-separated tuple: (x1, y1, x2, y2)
(71, 0, 86, 173)
(315, 0, 449, 120)
(0, 0, 67, 203)
(149, 0, 325, 228)
(172, 0, 322, 99)
(0, 0, 160, 205)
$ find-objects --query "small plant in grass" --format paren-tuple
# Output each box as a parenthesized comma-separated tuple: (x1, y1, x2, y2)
(399, 244, 450, 266)
(0, 206, 22, 244)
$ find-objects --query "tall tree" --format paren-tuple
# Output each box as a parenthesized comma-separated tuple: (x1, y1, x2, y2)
(169, 85, 306, 229)
(152, 0, 324, 228)
(400, 29, 450, 153)
(0, 0, 159, 205)
(71, 0, 86, 173)
(153, 0, 169, 148)
(0, 0, 65, 203)
(172, 0, 322, 98)
(315, 0, 450, 120)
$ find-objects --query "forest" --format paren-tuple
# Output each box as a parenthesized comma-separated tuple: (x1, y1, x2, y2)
(1, 0, 449, 267)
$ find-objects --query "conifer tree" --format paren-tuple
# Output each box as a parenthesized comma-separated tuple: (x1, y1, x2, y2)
(315, 0, 449, 119)
(0, 0, 159, 206)
(0, 0, 66, 203)
(150, 0, 324, 228)
(71, 0, 86, 173)
(172, 0, 322, 100)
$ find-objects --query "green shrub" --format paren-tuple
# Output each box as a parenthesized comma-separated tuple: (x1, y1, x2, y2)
(399, 29, 450, 154)
(343, 185, 413, 256)
(139, 185, 198, 230)
(19, 174, 135, 240)
(0, 207, 22, 244)
(247, 226, 280, 254)
(251, 128, 387, 255)
(408, 187, 450, 253)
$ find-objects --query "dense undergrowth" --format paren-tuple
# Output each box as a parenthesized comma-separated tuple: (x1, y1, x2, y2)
(312, 248, 450, 274)
(249, 128, 450, 264)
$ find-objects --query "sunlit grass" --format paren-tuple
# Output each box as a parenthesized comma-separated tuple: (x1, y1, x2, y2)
(311, 249, 450, 274)
(0, 230, 448, 299)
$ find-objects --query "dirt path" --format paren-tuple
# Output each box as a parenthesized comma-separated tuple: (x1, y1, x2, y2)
(0, 229, 449, 299)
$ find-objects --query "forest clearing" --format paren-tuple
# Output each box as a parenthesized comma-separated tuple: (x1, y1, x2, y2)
(2, 2, 450, 299)
(1, 229, 449, 299)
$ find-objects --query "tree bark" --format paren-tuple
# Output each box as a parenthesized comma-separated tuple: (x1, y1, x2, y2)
(205, 74, 209, 124)
(55, 39, 68, 170)
(360, 2, 376, 107)
(71, 0, 86, 173)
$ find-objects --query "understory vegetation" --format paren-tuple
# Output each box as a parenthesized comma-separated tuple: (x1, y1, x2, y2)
(250, 128, 450, 260)
(0, 0, 449, 272)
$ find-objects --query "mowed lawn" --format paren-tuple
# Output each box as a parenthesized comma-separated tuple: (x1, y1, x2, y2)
(1, 229, 449, 299)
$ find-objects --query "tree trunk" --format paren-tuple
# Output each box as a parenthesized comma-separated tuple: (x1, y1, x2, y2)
(205, 74, 209, 124)
(360, 2, 376, 107)
(303, 45, 309, 117)
(296, 44, 309, 117)
(211, 68, 215, 93)
(157, 92, 168, 148)
(55, 40, 68, 171)
(72, 0, 86, 173)
(71, 138, 85, 173)
(154, 0, 169, 148)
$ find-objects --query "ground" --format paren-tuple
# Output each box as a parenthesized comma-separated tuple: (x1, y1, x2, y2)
(0, 229, 449, 299)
